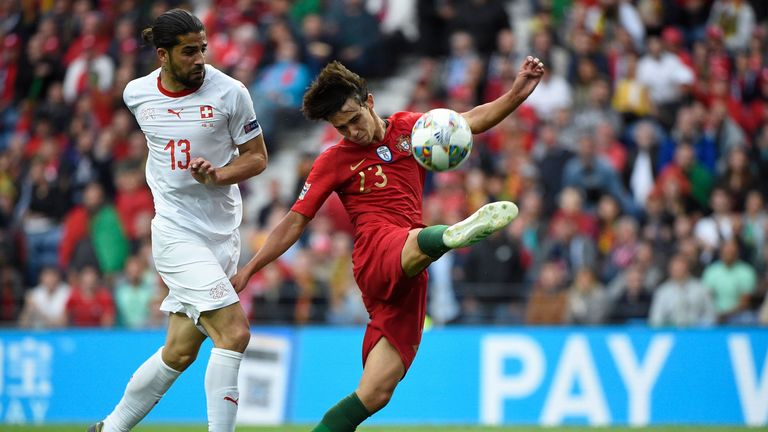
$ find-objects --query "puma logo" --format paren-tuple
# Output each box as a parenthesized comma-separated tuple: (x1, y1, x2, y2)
(224, 396, 239, 406)
(168, 108, 184, 118)
(350, 159, 365, 171)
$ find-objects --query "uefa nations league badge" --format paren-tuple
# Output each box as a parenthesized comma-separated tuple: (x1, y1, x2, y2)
(376, 145, 392, 162)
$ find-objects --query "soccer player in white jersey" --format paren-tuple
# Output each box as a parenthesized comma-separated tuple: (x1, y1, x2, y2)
(88, 9, 267, 432)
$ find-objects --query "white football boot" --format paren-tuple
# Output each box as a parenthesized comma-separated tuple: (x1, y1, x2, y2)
(442, 201, 519, 249)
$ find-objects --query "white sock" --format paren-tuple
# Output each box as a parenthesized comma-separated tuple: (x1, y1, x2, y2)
(103, 347, 181, 432)
(205, 347, 243, 432)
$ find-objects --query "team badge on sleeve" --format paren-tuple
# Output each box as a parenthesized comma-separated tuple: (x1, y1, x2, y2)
(244, 119, 260, 134)
(376, 145, 392, 162)
(298, 182, 311, 200)
(200, 105, 214, 119)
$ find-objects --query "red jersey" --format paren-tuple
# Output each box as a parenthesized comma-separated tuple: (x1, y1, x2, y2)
(292, 111, 426, 235)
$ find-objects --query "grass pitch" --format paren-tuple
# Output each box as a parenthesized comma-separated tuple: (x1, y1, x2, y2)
(2, 426, 759, 432)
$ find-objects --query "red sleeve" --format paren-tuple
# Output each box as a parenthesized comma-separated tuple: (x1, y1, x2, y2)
(291, 148, 340, 219)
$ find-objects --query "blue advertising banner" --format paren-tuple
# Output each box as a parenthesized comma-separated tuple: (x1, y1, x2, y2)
(0, 328, 294, 424)
(0, 326, 766, 426)
(290, 327, 768, 426)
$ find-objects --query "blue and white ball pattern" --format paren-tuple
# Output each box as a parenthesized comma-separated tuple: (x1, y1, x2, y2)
(411, 108, 473, 172)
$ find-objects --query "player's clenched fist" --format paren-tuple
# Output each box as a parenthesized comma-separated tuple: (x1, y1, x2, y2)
(190, 157, 218, 185)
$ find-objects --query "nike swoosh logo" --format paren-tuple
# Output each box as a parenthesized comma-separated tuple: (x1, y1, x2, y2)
(350, 159, 365, 171)
(224, 396, 239, 406)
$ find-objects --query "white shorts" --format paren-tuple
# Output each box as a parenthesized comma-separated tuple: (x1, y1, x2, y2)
(151, 218, 241, 327)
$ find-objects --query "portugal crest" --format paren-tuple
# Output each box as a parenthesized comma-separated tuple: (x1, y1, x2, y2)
(395, 134, 411, 153)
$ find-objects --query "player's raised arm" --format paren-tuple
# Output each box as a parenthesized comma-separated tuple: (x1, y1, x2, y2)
(461, 55, 545, 134)
(230, 210, 311, 292)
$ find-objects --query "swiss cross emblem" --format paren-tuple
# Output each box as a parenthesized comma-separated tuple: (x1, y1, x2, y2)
(200, 105, 214, 119)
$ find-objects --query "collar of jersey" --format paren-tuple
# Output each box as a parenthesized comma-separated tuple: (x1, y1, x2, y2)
(157, 76, 201, 98)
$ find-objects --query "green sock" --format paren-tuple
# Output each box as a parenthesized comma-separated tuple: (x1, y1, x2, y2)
(311, 392, 371, 432)
(417, 225, 450, 259)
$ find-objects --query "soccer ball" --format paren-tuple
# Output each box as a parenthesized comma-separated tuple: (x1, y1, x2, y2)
(411, 108, 473, 172)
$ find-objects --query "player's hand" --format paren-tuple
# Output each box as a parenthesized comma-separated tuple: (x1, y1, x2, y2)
(190, 157, 219, 185)
(230, 268, 253, 294)
(515, 55, 545, 97)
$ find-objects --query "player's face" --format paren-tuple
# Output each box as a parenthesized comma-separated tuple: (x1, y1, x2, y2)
(162, 31, 207, 89)
(328, 96, 378, 146)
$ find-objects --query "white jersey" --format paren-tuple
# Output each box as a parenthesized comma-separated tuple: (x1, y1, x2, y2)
(123, 65, 262, 240)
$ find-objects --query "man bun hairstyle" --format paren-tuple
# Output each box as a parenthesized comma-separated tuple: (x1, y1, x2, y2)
(302, 61, 369, 121)
(141, 8, 204, 49)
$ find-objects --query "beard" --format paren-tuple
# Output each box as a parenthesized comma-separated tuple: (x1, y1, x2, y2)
(168, 57, 205, 89)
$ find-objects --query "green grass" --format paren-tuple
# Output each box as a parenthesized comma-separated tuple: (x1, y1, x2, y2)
(2, 426, 761, 432)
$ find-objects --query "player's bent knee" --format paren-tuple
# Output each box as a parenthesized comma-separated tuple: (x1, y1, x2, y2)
(364, 387, 395, 412)
(162, 347, 199, 371)
(213, 323, 251, 353)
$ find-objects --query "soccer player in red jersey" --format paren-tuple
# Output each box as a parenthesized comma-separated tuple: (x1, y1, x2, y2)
(231, 56, 544, 431)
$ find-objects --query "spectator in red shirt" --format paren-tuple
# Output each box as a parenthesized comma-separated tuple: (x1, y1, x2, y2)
(65, 265, 115, 327)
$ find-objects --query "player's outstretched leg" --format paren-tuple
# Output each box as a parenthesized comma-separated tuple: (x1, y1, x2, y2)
(416, 201, 519, 262)
(442, 201, 519, 248)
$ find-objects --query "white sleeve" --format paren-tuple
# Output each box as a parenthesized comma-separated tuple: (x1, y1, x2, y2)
(228, 82, 262, 146)
(122, 83, 136, 115)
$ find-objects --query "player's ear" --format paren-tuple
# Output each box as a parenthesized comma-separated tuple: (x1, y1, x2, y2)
(365, 93, 374, 109)
(157, 47, 169, 65)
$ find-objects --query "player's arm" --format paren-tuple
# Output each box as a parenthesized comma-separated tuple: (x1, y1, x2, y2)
(230, 210, 311, 293)
(461, 56, 544, 134)
(190, 134, 268, 185)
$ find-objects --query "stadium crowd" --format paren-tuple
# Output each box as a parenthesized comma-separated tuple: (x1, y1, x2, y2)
(3, 0, 768, 329)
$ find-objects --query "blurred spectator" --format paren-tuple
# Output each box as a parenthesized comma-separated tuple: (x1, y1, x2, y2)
(450, 0, 510, 57)
(114, 256, 155, 328)
(326, 0, 383, 76)
(62, 35, 115, 104)
(525, 261, 568, 325)
(625, 120, 660, 206)
(533, 123, 573, 216)
(649, 254, 716, 327)
(585, 0, 646, 51)
(461, 225, 527, 323)
(694, 186, 735, 261)
(300, 14, 336, 76)
(250, 41, 311, 143)
(563, 134, 637, 215)
(702, 239, 757, 324)
(654, 141, 714, 211)
(17, 156, 69, 284)
(114, 162, 154, 250)
(59, 181, 129, 274)
(719, 147, 757, 212)
(636, 35, 694, 126)
(566, 267, 609, 324)
(0, 262, 23, 322)
(65, 266, 115, 327)
(602, 216, 641, 281)
(608, 265, 652, 324)
(707, 0, 756, 53)
(612, 51, 654, 123)
(18, 266, 70, 328)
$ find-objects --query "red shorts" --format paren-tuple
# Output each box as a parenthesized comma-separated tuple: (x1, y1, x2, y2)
(353, 224, 428, 373)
